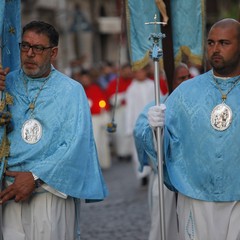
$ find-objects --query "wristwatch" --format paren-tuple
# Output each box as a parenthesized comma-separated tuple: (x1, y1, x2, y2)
(32, 173, 43, 188)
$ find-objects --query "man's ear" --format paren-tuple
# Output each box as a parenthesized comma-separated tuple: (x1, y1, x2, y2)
(51, 47, 58, 60)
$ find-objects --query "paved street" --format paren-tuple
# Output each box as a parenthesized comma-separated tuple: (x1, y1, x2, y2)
(80, 158, 151, 240)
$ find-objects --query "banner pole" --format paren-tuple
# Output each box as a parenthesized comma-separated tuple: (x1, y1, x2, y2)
(145, 14, 166, 240)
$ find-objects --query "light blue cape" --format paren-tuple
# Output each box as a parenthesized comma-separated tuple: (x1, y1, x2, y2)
(4, 67, 108, 201)
(134, 71, 240, 201)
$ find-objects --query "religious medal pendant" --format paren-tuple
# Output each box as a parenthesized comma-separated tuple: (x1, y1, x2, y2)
(211, 97, 232, 131)
(21, 103, 42, 144)
(21, 74, 51, 144)
(22, 118, 42, 144)
(21, 118, 42, 144)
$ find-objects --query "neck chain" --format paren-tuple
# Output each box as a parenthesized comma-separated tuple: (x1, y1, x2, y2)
(212, 75, 240, 102)
(21, 73, 51, 144)
(22, 74, 51, 117)
(211, 74, 240, 131)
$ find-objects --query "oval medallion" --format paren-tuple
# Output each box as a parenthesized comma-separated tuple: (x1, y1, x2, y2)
(21, 119, 42, 144)
(211, 103, 232, 131)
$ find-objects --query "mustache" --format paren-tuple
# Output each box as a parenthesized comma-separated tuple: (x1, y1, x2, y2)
(211, 53, 222, 58)
(23, 60, 37, 65)
(210, 53, 223, 60)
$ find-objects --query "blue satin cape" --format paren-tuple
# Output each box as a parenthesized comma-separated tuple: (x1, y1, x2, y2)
(134, 70, 240, 201)
(4, 67, 108, 201)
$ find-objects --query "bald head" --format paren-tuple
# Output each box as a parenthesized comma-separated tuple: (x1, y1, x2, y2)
(210, 18, 240, 40)
(207, 18, 240, 77)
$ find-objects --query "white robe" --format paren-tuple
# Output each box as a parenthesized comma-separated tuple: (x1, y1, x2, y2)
(2, 190, 78, 240)
(109, 92, 132, 157)
(177, 193, 240, 240)
(92, 111, 112, 169)
(125, 79, 155, 136)
(125, 79, 155, 179)
(148, 171, 179, 240)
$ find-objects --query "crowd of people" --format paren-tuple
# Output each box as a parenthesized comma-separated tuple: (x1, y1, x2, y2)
(69, 58, 202, 192)
(69, 58, 171, 184)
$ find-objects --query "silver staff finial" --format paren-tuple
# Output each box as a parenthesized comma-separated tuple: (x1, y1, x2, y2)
(145, 14, 166, 61)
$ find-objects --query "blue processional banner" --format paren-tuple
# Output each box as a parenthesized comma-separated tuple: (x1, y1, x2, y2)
(171, 0, 205, 65)
(126, 0, 205, 70)
(0, 0, 21, 184)
(126, 0, 160, 70)
(0, 0, 21, 71)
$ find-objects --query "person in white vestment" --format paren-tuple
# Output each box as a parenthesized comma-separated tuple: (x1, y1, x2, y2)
(0, 21, 108, 240)
(136, 18, 240, 240)
(106, 63, 133, 161)
(75, 69, 112, 170)
(145, 63, 191, 240)
(125, 64, 155, 186)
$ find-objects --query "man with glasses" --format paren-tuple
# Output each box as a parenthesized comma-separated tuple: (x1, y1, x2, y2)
(19, 42, 54, 54)
(0, 21, 108, 239)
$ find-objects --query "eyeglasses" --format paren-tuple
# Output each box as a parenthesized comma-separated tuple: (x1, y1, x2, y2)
(19, 42, 53, 54)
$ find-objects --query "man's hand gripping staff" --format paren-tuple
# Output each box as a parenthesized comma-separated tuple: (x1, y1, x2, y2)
(148, 104, 166, 128)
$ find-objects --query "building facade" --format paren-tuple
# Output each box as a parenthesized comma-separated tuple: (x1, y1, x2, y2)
(21, 0, 127, 73)
(21, 0, 239, 74)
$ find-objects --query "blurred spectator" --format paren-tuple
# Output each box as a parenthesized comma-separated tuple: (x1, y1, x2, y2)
(106, 63, 133, 161)
(173, 62, 191, 89)
(148, 63, 169, 101)
(189, 64, 201, 77)
(75, 69, 112, 169)
(125, 64, 155, 186)
(98, 61, 117, 89)
(181, 53, 202, 77)
(65, 56, 86, 78)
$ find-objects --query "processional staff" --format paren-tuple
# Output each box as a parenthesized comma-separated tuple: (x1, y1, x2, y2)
(145, 14, 166, 240)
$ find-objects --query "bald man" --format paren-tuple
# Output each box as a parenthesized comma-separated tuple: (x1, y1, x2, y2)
(134, 18, 240, 240)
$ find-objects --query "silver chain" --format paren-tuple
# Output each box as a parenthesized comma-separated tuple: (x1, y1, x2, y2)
(22, 74, 51, 118)
(212, 75, 240, 102)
